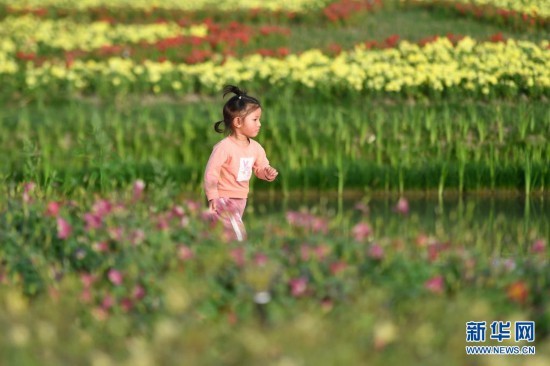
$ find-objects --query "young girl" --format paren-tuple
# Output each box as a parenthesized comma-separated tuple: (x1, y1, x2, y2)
(204, 85, 278, 240)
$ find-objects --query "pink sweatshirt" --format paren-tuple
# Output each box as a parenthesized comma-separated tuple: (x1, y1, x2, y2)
(204, 137, 274, 201)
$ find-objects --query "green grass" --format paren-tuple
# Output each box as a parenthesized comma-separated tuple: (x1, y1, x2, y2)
(1, 99, 548, 195)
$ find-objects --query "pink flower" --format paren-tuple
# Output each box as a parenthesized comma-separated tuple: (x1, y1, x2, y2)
(285, 211, 325, 232)
(45, 201, 60, 217)
(93, 241, 109, 252)
(133, 285, 146, 300)
(92, 199, 112, 217)
(352, 222, 372, 241)
(22, 182, 36, 203)
(80, 289, 92, 303)
(330, 261, 347, 275)
(312, 218, 329, 234)
(101, 294, 115, 310)
(108, 227, 123, 241)
(178, 245, 194, 261)
(120, 297, 133, 312)
(415, 233, 429, 248)
(354, 202, 370, 214)
(367, 243, 384, 260)
(530, 239, 546, 254)
(427, 242, 450, 262)
(80, 273, 96, 288)
(172, 205, 185, 218)
(133, 179, 145, 200)
(84, 212, 102, 231)
(92, 307, 109, 321)
(180, 216, 190, 228)
(289, 277, 308, 297)
(56, 217, 72, 239)
(254, 252, 268, 266)
(156, 214, 170, 231)
(394, 197, 409, 215)
(313, 244, 331, 261)
(186, 200, 201, 214)
(424, 275, 444, 294)
(286, 211, 301, 226)
(108, 269, 123, 285)
(230, 247, 245, 267)
(129, 229, 145, 246)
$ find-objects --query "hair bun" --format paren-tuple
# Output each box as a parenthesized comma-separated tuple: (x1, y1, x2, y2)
(223, 84, 247, 99)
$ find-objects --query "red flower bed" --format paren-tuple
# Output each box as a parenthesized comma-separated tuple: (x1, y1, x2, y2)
(11, 19, 292, 66)
(324, 0, 383, 23)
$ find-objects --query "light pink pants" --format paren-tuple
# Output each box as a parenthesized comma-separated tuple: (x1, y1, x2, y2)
(215, 198, 247, 241)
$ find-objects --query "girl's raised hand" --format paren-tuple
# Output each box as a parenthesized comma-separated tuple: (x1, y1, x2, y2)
(265, 166, 278, 181)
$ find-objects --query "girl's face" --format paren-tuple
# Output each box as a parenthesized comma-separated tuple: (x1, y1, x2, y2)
(234, 107, 262, 138)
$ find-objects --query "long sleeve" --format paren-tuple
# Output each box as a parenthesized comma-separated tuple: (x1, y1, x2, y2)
(204, 144, 229, 201)
(253, 145, 273, 181)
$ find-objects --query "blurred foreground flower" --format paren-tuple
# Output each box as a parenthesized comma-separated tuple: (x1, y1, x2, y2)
(230, 247, 245, 267)
(92, 199, 112, 217)
(367, 243, 384, 260)
(45, 201, 60, 217)
(354, 202, 369, 214)
(133, 285, 146, 300)
(178, 245, 194, 261)
(56, 217, 72, 239)
(22, 182, 36, 203)
(374, 321, 398, 350)
(289, 277, 308, 297)
(254, 252, 268, 266)
(108, 269, 123, 285)
(133, 179, 145, 200)
(530, 239, 546, 254)
(352, 222, 372, 241)
(424, 275, 444, 294)
(507, 281, 529, 304)
(394, 197, 409, 215)
(84, 212, 102, 231)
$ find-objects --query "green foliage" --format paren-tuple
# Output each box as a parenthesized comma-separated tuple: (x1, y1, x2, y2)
(1, 100, 548, 194)
(0, 187, 548, 364)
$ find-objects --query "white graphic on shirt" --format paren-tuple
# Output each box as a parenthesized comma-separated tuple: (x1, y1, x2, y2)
(237, 157, 254, 182)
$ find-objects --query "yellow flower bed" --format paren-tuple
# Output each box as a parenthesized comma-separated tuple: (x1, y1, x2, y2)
(0, 0, 330, 12)
(0, 40, 18, 75)
(0, 15, 208, 53)
(405, 0, 550, 18)
(1, 38, 548, 98)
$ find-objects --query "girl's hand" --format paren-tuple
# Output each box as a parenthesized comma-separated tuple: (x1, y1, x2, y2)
(209, 199, 217, 213)
(265, 166, 278, 181)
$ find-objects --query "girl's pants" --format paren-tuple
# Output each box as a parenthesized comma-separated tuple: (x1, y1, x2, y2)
(215, 198, 247, 241)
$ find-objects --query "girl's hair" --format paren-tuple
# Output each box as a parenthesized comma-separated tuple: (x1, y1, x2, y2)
(214, 85, 262, 134)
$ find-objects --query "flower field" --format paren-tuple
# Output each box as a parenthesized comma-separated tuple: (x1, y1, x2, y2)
(404, 0, 549, 28)
(0, 0, 549, 100)
(1, 182, 549, 364)
(1, 1, 549, 364)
